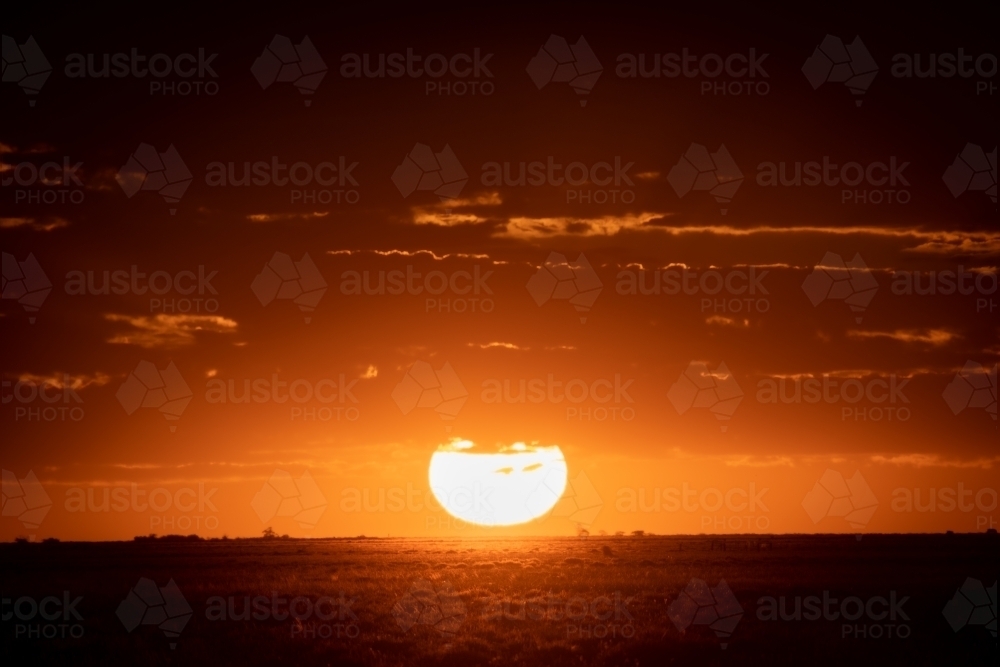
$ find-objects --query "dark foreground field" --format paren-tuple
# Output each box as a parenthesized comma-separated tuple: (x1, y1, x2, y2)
(2, 534, 996, 666)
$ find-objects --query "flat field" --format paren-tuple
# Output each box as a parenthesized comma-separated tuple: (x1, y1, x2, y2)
(1, 534, 996, 666)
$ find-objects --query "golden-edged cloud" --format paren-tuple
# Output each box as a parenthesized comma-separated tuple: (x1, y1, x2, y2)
(498, 212, 666, 238)
(105, 313, 237, 348)
(410, 191, 502, 226)
(847, 329, 959, 346)
(642, 224, 1000, 255)
(468, 341, 526, 350)
(16, 372, 111, 390)
(328, 248, 508, 264)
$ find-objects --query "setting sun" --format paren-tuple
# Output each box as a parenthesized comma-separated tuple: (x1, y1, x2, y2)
(428, 440, 568, 526)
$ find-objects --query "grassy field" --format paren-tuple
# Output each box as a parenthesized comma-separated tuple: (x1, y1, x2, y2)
(2, 534, 996, 666)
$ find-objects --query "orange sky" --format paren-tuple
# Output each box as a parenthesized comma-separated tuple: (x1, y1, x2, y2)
(2, 5, 996, 541)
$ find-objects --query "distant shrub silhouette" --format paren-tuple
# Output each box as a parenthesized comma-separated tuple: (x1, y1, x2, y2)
(134, 534, 202, 542)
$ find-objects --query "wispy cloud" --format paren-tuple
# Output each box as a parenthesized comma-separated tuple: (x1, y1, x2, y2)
(0, 142, 56, 155)
(468, 341, 526, 350)
(498, 212, 666, 238)
(105, 314, 238, 348)
(847, 329, 959, 346)
(705, 315, 749, 327)
(15, 372, 111, 390)
(870, 454, 1000, 469)
(410, 191, 501, 226)
(765, 368, 941, 380)
(85, 167, 120, 192)
(328, 248, 508, 264)
(246, 211, 329, 223)
(637, 224, 1000, 255)
(723, 455, 796, 467)
(413, 212, 486, 225)
(0, 216, 70, 231)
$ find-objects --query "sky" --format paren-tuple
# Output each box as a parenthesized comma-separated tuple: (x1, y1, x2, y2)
(2, 5, 996, 541)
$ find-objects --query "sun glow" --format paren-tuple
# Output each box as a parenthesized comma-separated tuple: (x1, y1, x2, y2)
(428, 440, 568, 526)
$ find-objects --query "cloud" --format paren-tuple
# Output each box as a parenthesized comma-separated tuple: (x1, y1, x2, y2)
(468, 341, 526, 350)
(85, 167, 122, 192)
(15, 372, 111, 390)
(0, 142, 56, 155)
(408, 192, 502, 226)
(733, 263, 808, 269)
(246, 212, 330, 223)
(765, 368, 940, 380)
(705, 315, 749, 327)
(435, 192, 503, 208)
(908, 236, 1000, 255)
(498, 212, 666, 238)
(328, 248, 508, 264)
(413, 212, 486, 226)
(641, 224, 1000, 255)
(847, 329, 959, 346)
(723, 455, 795, 467)
(870, 454, 1000, 469)
(0, 216, 70, 231)
(105, 314, 237, 348)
